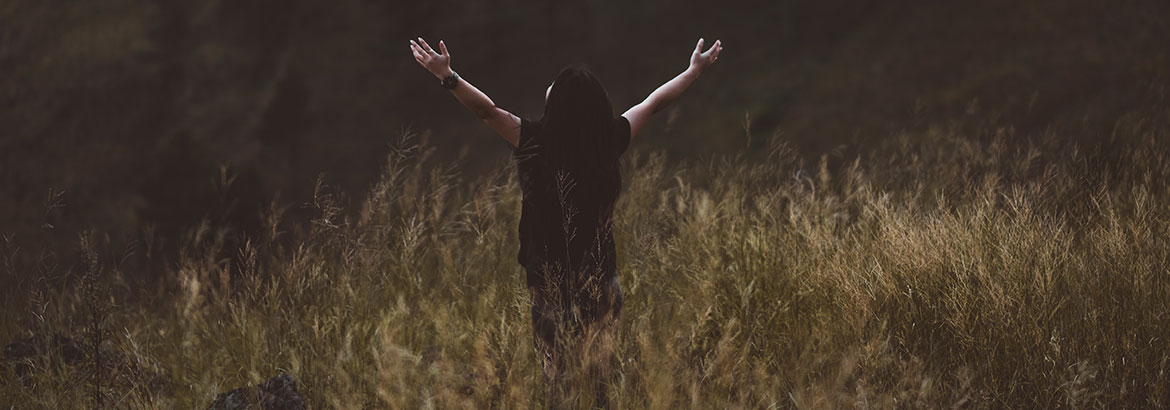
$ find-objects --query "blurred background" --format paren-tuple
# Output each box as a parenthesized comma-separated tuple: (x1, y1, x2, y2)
(2, 0, 1168, 282)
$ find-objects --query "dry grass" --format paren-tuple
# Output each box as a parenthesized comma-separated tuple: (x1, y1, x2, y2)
(2, 119, 1169, 409)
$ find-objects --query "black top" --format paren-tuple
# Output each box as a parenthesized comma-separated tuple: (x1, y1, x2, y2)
(512, 116, 631, 288)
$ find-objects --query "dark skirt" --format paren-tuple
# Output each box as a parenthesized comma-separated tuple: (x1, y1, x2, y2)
(529, 273, 623, 351)
(527, 273, 623, 409)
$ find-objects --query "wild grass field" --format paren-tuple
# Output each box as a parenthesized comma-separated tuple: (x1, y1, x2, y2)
(2, 118, 1169, 409)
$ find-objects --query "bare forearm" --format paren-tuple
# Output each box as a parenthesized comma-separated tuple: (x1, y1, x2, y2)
(410, 38, 521, 146)
(410, 39, 497, 119)
(643, 66, 701, 114)
(622, 38, 721, 139)
(438, 69, 498, 119)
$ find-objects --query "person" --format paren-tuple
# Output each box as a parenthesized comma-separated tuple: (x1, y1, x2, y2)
(409, 36, 722, 408)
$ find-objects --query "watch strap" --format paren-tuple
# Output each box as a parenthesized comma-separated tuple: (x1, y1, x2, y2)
(441, 72, 460, 89)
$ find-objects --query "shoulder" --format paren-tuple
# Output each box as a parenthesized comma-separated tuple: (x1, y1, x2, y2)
(513, 118, 543, 156)
(615, 115, 631, 131)
(613, 115, 631, 156)
(520, 118, 542, 142)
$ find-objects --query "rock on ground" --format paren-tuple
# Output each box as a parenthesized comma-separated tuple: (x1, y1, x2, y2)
(208, 373, 307, 410)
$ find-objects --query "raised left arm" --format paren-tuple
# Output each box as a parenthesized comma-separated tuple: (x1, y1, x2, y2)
(411, 37, 520, 148)
(623, 38, 722, 139)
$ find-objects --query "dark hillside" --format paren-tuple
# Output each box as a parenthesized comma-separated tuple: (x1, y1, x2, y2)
(1, 0, 1167, 279)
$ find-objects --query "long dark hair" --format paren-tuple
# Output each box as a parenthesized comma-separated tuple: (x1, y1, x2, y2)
(537, 64, 619, 197)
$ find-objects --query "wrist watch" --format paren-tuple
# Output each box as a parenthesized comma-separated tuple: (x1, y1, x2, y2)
(440, 72, 460, 89)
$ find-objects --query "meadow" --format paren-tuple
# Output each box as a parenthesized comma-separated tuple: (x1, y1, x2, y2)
(2, 118, 1168, 409)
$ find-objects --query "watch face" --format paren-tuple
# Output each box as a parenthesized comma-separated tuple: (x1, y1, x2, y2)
(442, 74, 458, 89)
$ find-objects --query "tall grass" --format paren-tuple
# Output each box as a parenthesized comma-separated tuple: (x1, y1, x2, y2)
(2, 121, 1168, 408)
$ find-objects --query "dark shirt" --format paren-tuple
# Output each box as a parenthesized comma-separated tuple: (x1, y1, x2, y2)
(512, 116, 631, 288)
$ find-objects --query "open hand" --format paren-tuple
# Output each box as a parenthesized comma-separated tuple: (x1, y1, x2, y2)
(689, 38, 723, 73)
(410, 37, 453, 79)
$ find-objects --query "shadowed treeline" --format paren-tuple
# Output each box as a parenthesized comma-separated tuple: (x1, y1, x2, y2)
(2, 0, 1168, 278)
(3, 1, 1170, 406)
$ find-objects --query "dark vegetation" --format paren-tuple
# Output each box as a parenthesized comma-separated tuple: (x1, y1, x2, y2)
(1, 0, 1169, 408)
(2, 0, 1167, 277)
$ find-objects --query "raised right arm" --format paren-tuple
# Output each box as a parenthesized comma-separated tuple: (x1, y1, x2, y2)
(411, 37, 521, 147)
(622, 38, 723, 139)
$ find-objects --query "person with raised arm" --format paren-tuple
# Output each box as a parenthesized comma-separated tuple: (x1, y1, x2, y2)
(410, 36, 722, 409)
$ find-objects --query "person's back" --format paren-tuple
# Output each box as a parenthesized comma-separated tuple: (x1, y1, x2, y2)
(409, 35, 722, 409)
(512, 65, 631, 296)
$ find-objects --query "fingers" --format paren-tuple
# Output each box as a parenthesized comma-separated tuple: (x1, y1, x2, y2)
(694, 37, 723, 63)
(703, 40, 723, 65)
(410, 40, 427, 64)
(410, 40, 428, 68)
(439, 40, 448, 56)
(417, 37, 437, 54)
(704, 39, 721, 55)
